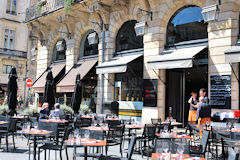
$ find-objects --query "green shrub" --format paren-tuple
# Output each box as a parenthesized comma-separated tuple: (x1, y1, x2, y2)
(79, 104, 89, 114)
(23, 107, 39, 116)
(60, 104, 73, 114)
(0, 105, 9, 115)
(64, 0, 73, 13)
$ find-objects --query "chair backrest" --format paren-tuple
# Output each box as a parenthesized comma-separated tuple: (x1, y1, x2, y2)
(228, 148, 237, 160)
(200, 131, 209, 153)
(39, 122, 58, 140)
(8, 118, 17, 132)
(61, 126, 72, 147)
(74, 118, 92, 129)
(142, 124, 156, 139)
(151, 118, 161, 124)
(127, 134, 136, 160)
(154, 139, 177, 153)
(90, 130, 104, 140)
(108, 124, 125, 140)
(107, 120, 121, 128)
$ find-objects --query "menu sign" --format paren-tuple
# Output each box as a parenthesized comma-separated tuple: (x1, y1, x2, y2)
(210, 75, 231, 109)
(143, 79, 158, 107)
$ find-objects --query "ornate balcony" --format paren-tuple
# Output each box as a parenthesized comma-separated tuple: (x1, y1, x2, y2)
(25, 0, 83, 22)
(0, 48, 27, 58)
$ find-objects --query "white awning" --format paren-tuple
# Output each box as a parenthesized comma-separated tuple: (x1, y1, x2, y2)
(96, 53, 143, 74)
(225, 45, 240, 63)
(147, 45, 207, 70)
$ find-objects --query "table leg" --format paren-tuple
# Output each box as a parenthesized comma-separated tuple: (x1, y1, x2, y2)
(33, 136, 37, 160)
(84, 146, 87, 160)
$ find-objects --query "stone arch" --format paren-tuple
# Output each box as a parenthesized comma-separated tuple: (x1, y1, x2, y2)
(46, 29, 68, 63)
(74, 21, 101, 59)
(157, 0, 206, 44)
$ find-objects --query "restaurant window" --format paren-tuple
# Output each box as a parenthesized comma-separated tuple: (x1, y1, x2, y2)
(4, 29, 15, 49)
(115, 56, 143, 101)
(6, 0, 17, 15)
(53, 39, 66, 61)
(115, 20, 143, 53)
(79, 30, 98, 58)
(2, 65, 12, 74)
(166, 6, 207, 46)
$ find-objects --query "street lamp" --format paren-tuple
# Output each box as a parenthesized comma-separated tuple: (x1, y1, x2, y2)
(56, 40, 66, 51)
(134, 21, 146, 37)
(87, 32, 98, 45)
(201, 4, 218, 22)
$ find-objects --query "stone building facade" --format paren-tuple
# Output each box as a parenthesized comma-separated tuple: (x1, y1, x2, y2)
(26, 0, 240, 124)
(0, 0, 35, 103)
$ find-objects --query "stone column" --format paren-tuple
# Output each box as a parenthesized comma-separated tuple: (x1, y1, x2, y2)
(36, 41, 50, 79)
(142, 20, 166, 124)
(66, 39, 77, 73)
(96, 30, 115, 114)
(208, 2, 239, 113)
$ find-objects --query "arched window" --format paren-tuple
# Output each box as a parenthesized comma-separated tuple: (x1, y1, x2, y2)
(166, 6, 207, 46)
(115, 20, 143, 53)
(53, 39, 66, 61)
(79, 30, 98, 58)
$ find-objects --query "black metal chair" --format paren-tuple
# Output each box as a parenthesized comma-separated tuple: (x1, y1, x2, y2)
(100, 134, 136, 160)
(38, 126, 72, 160)
(189, 130, 209, 158)
(106, 124, 125, 157)
(107, 120, 121, 128)
(74, 117, 92, 129)
(0, 118, 17, 151)
(136, 124, 156, 159)
(151, 118, 161, 124)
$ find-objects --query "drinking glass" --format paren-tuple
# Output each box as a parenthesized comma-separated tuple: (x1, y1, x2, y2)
(177, 144, 184, 159)
(68, 133, 74, 145)
(156, 147, 163, 160)
(163, 142, 169, 153)
(34, 122, 38, 129)
(84, 130, 90, 140)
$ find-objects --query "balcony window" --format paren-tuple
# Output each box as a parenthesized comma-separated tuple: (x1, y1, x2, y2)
(2, 65, 12, 74)
(4, 29, 15, 50)
(6, 0, 17, 15)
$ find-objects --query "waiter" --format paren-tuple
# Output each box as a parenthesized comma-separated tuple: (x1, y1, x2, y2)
(196, 97, 211, 125)
(188, 91, 198, 122)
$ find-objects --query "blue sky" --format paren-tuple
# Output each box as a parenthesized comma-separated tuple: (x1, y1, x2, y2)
(171, 7, 203, 26)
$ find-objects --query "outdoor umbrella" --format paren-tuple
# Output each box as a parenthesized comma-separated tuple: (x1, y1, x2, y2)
(43, 70, 55, 110)
(7, 67, 18, 116)
(71, 74, 82, 114)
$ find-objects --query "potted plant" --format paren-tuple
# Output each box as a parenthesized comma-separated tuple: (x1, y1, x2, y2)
(64, 0, 74, 13)
(23, 107, 39, 117)
(60, 104, 74, 115)
(36, 0, 47, 15)
(79, 104, 89, 115)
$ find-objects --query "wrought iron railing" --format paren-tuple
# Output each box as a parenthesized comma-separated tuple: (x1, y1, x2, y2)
(0, 48, 27, 58)
(25, 0, 83, 22)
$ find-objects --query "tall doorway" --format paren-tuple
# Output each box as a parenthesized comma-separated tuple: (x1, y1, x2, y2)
(166, 49, 208, 125)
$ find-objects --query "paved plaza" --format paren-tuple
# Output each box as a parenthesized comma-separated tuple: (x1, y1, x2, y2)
(0, 134, 146, 160)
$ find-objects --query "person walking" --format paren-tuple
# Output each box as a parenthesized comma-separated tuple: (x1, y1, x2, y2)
(49, 103, 64, 119)
(188, 90, 198, 122)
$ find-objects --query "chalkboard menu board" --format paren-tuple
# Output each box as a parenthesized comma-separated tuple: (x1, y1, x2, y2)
(143, 79, 158, 107)
(210, 75, 231, 109)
